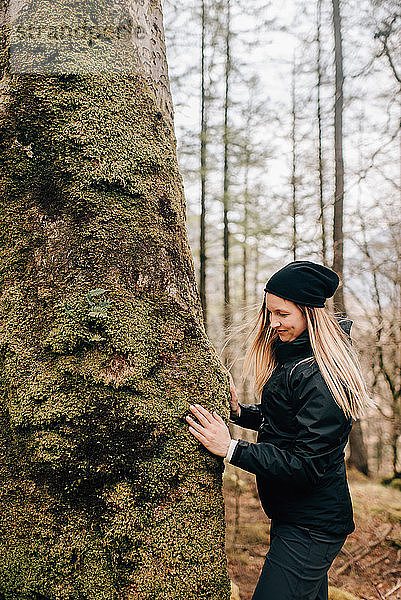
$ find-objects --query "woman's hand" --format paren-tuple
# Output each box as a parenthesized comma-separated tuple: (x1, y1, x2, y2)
(186, 404, 232, 457)
(222, 366, 240, 417)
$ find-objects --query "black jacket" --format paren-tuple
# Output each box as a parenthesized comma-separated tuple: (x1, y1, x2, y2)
(229, 315, 356, 537)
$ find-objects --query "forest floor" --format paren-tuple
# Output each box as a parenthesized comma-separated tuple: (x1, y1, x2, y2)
(223, 464, 401, 600)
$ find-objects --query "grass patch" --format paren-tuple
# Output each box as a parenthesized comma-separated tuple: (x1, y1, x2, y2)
(349, 475, 401, 524)
(240, 522, 269, 546)
(328, 586, 360, 600)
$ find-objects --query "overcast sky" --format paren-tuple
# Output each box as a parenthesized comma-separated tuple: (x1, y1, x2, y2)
(162, 0, 400, 311)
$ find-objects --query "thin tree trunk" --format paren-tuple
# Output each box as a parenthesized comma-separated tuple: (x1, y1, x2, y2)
(331, 0, 370, 476)
(242, 174, 249, 309)
(0, 1, 231, 597)
(332, 0, 345, 312)
(200, 0, 208, 331)
(254, 240, 260, 304)
(348, 422, 370, 477)
(291, 55, 297, 262)
(223, 0, 232, 362)
(241, 129, 251, 404)
(242, 141, 250, 310)
(391, 416, 400, 477)
(316, 0, 327, 266)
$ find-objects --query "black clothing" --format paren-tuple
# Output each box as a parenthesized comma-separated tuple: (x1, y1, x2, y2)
(229, 316, 355, 537)
(251, 519, 347, 600)
(263, 260, 339, 307)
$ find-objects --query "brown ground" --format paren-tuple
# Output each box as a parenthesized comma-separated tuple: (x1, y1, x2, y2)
(223, 465, 401, 600)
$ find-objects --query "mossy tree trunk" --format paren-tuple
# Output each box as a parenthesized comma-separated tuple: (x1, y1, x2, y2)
(0, 1, 231, 598)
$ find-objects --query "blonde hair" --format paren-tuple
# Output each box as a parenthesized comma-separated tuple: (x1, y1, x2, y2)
(224, 301, 376, 421)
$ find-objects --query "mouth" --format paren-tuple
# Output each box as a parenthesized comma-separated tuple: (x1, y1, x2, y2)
(277, 330, 287, 333)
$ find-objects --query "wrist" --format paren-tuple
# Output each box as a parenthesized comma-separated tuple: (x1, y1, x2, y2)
(230, 405, 241, 419)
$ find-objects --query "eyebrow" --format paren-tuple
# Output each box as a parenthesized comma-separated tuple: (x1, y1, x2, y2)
(266, 308, 289, 313)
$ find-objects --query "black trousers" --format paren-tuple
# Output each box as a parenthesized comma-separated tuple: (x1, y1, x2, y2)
(251, 519, 347, 600)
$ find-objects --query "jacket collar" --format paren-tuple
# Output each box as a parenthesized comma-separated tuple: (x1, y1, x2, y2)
(274, 313, 353, 364)
(274, 328, 313, 364)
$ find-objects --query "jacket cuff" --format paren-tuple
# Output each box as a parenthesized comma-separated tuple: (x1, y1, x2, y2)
(229, 405, 241, 423)
(225, 439, 239, 462)
(229, 402, 263, 431)
(229, 439, 253, 470)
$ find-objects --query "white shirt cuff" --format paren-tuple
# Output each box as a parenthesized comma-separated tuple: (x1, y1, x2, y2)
(225, 439, 239, 462)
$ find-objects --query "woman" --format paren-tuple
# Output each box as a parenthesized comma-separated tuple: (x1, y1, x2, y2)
(185, 260, 375, 600)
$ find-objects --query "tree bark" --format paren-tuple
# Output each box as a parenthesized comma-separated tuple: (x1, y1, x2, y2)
(348, 421, 370, 477)
(222, 0, 232, 359)
(316, 0, 328, 267)
(0, 1, 231, 598)
(332, 0, 345, 313)
(291, 55, 297, 262)
(200, 0, 208, 331)
(331, 0, 370, 475)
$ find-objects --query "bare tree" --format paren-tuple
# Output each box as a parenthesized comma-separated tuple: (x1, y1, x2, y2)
(332, 0, 346, 313)
(223, 0, 232, 359)
(291, 53, 299, 261)
(200, 0, 208, 330)
(316, 0, 328, 266)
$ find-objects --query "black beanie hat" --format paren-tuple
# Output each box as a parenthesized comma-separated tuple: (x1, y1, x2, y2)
(263, 260, 339, 308)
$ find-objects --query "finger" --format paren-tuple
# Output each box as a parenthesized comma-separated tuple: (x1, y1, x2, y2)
(191, 403, 214, 424)
(212, 411, 226, 426)
(186, 415, 209, 436)
(188, 426, 208, 444)
(189, 405, 212, 428)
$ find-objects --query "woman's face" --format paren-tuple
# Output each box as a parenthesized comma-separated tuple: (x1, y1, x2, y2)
(266, 293, 307, 342)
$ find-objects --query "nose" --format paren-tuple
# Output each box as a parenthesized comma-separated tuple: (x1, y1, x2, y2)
(271, 317, 281, 328)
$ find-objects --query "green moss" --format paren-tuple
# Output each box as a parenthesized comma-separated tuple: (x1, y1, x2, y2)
(369, 504, 401, 523)
(0, 481, 116, 600)
(0, 21, 231, 598)
(389, 478, 401, 492)
(328, 586, 361, 600)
